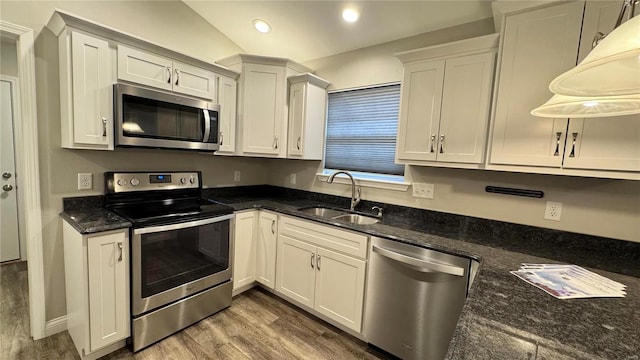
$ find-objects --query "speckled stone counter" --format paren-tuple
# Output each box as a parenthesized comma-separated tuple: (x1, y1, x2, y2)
(60, 195, 131, 234)
(63, 186, 640, 359)
(202, 186, 640, 360)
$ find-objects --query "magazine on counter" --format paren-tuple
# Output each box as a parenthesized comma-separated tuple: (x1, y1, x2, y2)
(510, 264, 626, 299)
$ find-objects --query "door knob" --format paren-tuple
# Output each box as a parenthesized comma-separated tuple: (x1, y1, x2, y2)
(3, 184, 13, 191)
(2, 172, 11, 179)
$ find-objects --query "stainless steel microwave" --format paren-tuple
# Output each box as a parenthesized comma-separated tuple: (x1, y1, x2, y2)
(114, 84, 219, 151)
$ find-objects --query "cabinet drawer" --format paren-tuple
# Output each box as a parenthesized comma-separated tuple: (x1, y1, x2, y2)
(279, 216, 368, 259)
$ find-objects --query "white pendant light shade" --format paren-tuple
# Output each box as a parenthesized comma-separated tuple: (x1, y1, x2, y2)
(531, 94, 640, 118)
(549, 15, 640, 97)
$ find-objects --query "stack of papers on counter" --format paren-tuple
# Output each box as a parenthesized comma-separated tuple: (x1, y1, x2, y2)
(510, 264, 626, 299)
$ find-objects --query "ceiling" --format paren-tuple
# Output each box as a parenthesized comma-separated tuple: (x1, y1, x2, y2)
(183, 1, 494, 63)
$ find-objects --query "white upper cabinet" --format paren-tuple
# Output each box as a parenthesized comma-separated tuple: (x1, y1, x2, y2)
(287, 73, 330, 160)
(395, 34, 498, 166)
(46, 10, 239, 152)
(489, 1, 640, 178)
(117, 45, 216, 101)
(215, 74, 238, 155)
(216, 54, 313, 158)
(489, 1, 584, 168)
(59, 31, 114, 150)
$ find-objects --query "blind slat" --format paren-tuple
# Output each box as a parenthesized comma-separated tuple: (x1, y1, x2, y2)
(325, 84, 403, 176)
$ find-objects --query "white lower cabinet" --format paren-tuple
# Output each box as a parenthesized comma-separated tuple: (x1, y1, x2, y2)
(232, 210, 257, 293)
(62, 221, 129, 359)
(256, 211, 278, 289)
(276, 215, 367, 333)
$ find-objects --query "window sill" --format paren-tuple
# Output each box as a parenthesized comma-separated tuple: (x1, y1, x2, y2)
(316, 172, 410, 192)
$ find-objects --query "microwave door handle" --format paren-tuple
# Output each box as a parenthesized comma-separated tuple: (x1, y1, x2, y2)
(202, 109, 211, 142)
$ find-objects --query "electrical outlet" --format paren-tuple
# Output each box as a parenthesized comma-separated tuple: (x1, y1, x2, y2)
(544, 201, 562, 221)
(234, 171, 241, 182)
(412, 183, 434, 199)
(290, 173, 297, 185)
(77, 173, 92, 190)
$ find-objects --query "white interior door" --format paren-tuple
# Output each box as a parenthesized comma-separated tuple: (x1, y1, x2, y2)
(1, 78, 20, 262)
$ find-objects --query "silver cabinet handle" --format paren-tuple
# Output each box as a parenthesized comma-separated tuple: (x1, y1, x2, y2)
(430, 134, 436, 153)
(311, 253, 315, 269)
(569, 132, 578, 158)
(271, 220, 275, 234)
(439, 134, 445, 154)
(372, 245, 464, 276)
(101, 117, 107, 137)
(592, 32, 606, 48)
(219, 132, 224, 146)
(2, 172, 11, 179)
(274, 136, 279, 149)
(117, 242, 123, 262)
(166, 67, 171, 84)
(296, 137, 301, 150)
(3, 184, 13, 192)
(553, 132, 562, 156)
(175, 69, 180, 86)
(316, 255, 321, 270)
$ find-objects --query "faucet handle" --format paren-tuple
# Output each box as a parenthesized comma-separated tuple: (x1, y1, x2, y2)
(372, 206, 383, 218)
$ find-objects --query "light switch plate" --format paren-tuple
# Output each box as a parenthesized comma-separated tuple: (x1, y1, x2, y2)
(290, 173, 297, 185)
(234, 171, 241, 182)
(412, 183, 434, 199)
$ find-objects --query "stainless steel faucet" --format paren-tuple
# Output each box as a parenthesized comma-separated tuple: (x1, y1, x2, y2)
(327, 171, 361, 211)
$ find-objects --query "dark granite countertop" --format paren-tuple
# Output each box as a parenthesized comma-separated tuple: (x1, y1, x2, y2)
(210, 194, 640, 360)
(60, 209, 131, 234)
(61, 187, 640, 359)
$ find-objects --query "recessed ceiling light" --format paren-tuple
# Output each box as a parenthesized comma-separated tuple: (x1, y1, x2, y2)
(253, 19, 271, 33)
(342, 8, 360, 23)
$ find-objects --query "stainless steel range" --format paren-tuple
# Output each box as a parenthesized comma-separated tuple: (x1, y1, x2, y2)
(105, 171, 234, 352)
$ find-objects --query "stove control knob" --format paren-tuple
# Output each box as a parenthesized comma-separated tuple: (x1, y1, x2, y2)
(130, 178, 140, 186)
(189, 176, 196, 184)
(180, 177, 188, 184)
(117, 179, 127, 187)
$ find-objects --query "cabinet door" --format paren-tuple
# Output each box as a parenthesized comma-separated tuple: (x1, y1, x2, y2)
(287, 82, 306, 157)
(242, 63, 286, 156)
(256, 212, 278, 289)
(314, 247, 366, 332)
(489, 2, 584, 167)
(172, 61, 216, 100)
(233, 211, 257, 292)
(71, 31, 111, 147)
(117, 45, 172, 91)
(437, 52, 495, 164)
(563, 116, 640, 171)
(396, 60, 445, 162)
(275, 234, 316, 309)
(216, 75, 237, 154)
(87, 231, 129, 351)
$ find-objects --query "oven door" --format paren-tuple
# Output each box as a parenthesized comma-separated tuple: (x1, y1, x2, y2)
(131, 214, 233, 316)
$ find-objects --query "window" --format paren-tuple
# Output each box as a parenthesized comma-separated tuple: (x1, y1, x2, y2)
(324, 84, 404, 179)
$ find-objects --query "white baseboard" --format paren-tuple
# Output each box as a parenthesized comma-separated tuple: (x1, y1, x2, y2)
(45, 315, 67, 337)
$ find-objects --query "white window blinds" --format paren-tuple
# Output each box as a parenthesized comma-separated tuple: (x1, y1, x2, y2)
(325, 84, 404, 176)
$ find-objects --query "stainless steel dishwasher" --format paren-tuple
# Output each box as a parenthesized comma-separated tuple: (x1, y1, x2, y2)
(364, 237, 471, 360)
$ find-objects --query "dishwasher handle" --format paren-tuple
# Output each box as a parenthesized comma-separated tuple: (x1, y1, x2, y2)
(372, 245, 465, 276)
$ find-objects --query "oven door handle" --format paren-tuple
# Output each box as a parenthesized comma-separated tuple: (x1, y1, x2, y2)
(133, 214, 235, 235)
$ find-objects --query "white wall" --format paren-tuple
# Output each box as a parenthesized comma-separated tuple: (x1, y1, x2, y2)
(1, 39, 18, 77)
(268, 19, 640, 244)
(0, 0, 262, 321)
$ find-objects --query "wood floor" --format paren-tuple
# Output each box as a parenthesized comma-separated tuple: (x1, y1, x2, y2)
(1, 262, 387, 360)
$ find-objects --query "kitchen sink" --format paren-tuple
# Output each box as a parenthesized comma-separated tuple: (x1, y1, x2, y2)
(298, 207, 345, 218)
(297, 206, 380, 225)
(332, 213, 379, 225)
